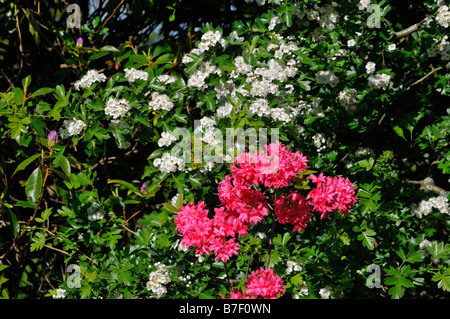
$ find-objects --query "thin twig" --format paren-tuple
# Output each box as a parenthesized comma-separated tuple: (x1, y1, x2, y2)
(406, 66, 443, 90)
(97, 0, 125, 33)
(44, 244, 70, 256)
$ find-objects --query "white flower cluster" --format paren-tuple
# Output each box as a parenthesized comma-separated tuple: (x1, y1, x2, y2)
(234, 56, 252, 75)
(270, 107, 292, 124)
(286, 260, 303, 274)
(268, 16, 280, 31)
(315, 70, 340, 87)
(295, 98, 329, 118)
(319, 286, 333, 299)
(368, 73, 391, 90)
(196, 116, 221, 146)
(216, 101, 234, 118)
(358, 0, 371, 11)
(177, 273, 193, 287)
(312, 133, 327, 153)
(173, 239, 189, 252)
(146, 262, 171, 299)
(124, 68, 149, 82)
(436, 5, 450, 28)
(365, 62, 376, 74)
(427, 35, 450, 61)
(153, 152, 185, 173)
(157, 74, 177, 84)
(293, 283, 309, 299)
(411, 192, 450, 218)
(74, 69, 107, 90)
(149, 92, 174, 111)
(249, 98, 271, 117)
(87, 202, 105, 221)
(339, 88, 358, 110)
(59, 118, 86, 138)
(313, 4, 340, 30)
(182, 31, 226, 63)
(187, 61, 222, 91)
(104, 97, 131, 119)
(158, 131, 177, 147)
(266, 37, 299, 65)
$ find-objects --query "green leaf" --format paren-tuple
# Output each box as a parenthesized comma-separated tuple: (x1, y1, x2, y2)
(25, 167, 43, 203)
(384, 267, 415, 299)
(107, 179, 139, 193)
(428, 242, 450, 259)
(22, 75, 31, 94)
(432, 268, 450, 292)
(60, 155, 71, 176)
(30, 232, 46, 251)
(12, 153, 41, 176)
(88, 51, 111, 61)
(30, 87, 53, 98)
(101, 45, 120, 52)
(5, 207, 19, 236)
(358, 228, 377, 250)
(393, 125, 406, 141)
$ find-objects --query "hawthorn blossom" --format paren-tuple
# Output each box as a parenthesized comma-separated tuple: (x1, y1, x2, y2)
(124, 67, 149, 82)
(74, 69, 106, 90)
(104, 97, 131, 119)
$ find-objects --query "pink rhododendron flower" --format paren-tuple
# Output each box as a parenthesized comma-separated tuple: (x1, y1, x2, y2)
(174, 202, 212, 255)
(307, 173, 358, 218)
(243, 267, 285, 299)
(274, 192, 311, 232)
(175, 143, 357, 266)
(231, 142, 308, 189)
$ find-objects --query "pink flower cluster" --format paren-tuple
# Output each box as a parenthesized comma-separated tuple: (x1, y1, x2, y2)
(229, 267, 285, 299)
(174, 142, 358, 263)
(307, 173, 358, 219)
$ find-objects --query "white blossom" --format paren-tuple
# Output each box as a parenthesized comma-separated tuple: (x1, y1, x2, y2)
(315, 70, 339, 87)
(59, 118, 86, 138)
(149, 92, 174, 111)
(368, 73, 391, 89)
(158, 131, 177, 147)
(52, 288, 67, 299)
(104, 97, 131, 119)
(436, 5, 450, 28)
(74, 69, 107, 90)
(124, 68, 149, 82)
(365, 62, 376, 74)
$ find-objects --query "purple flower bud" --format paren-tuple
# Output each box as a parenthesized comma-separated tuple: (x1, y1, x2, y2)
(140, 183, 148, 191)
(48, 130, 58, 142)
(76, 37, 83, 47)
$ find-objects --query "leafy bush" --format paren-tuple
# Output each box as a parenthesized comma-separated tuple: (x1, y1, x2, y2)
(0, 0, 449, 299)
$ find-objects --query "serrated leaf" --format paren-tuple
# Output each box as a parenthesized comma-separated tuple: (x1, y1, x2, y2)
(432, 269, 450, 292)
(358, 228, 376, 250)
